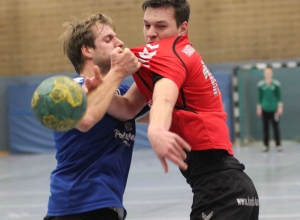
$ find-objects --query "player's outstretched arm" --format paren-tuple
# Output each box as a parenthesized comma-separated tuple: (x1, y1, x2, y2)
(76, 48, 141, 132)
(107, 82, 147, 121)
(148, 78, 191, 173)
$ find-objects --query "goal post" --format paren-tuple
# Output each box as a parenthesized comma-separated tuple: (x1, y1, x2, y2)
(232, 62, 300, 146)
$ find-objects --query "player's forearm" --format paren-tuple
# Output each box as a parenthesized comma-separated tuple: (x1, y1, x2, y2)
(107, 95, 137, 121)
(148, 78, 178, 132)
(148, 99, 173, 132)
(277, 102, 283, 114)
(76, 71, 124, 132)
(107, 82, 147, 121)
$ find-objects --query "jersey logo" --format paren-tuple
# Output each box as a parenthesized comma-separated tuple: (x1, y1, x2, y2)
(236, 197, 259, 206)
(201, 60, 219, 96)
(182, 44, 195, 57)
(202, 211, 213, 220)
(138, 44, 159, 68)
(146, 44, 159, 50)
(124, 121, 133, 131)
(114, 121, 135, 147)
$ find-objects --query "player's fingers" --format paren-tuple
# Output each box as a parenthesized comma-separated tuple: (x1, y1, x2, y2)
(83, 78, 91, 94)
(136, 60, 142, 69)
(93, 66, 102, 82)
(113, 47, 124, 54)
(93, 66, 101, 78)
(82, 84, 88, 94)
(159, 157, 169, 173)
(167, 141, 186, 160)
(175, 134, 191, 152)
(167, 153, 188, 171)
(174, 145, 188, 160)
(123, 47, 130, 53)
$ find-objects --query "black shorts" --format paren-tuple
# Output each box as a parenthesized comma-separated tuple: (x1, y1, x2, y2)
(43, 208, 119, 220)
(191, 169, 259, 220)
(181, 150, 259, 220)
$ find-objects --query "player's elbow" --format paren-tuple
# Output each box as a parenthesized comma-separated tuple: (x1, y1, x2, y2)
(76, 117, 95, 132)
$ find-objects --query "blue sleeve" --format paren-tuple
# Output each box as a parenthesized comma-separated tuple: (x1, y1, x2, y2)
(118, 84, 130, 95)
(73, 76, 85, 85)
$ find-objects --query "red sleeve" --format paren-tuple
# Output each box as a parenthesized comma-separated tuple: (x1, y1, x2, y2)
(148, 52, 186, 89)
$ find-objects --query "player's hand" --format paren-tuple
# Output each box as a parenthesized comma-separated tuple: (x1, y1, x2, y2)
(148, 126, 191, 173)
(82, 66, 103, 94)
(277, 105, 283, 116)
(257, 106, 262, 117)
(110, 47, 141, 78)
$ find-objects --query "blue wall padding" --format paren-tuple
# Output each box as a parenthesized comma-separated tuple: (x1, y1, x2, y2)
(7, 83, 55, 154)
(7, 72, 233, 154)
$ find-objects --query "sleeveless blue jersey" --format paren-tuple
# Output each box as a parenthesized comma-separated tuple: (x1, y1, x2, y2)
(46, 81, 148, 218)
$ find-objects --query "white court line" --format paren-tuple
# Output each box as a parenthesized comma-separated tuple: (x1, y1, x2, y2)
(255, 182, 300, 187)
(0, 204, 45, 209)
(124, 199, 190, 205)
(125, 195, 300, 204)
(0, 174, 17, 180)
(126, 185, 189, 191)
(259, 214, 300, 219)
(121, 216, 300, 220)
(0, 199, 190, 209)
(0, 191, 49, 196)
(2, 196, 299, 209)
(127, 181, 300, 191)
(260, 195, 300, 201)
(8, 195, 300, 209)
(1, 180, 298, 195)
(127, 218, 185, 220)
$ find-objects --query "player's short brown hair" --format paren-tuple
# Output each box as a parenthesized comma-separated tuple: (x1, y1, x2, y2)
(142, 0, 190, 27)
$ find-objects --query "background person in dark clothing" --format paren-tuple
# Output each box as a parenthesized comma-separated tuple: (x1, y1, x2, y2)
(257, 65, 283, 152)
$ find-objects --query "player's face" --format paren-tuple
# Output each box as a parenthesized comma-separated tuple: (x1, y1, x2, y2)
(93, 24, 124, 74)
(143, 6, 187, 44)
(264, 68, 273, 80)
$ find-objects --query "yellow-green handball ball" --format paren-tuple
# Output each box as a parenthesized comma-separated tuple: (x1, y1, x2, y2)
(31, 76, 87, 132)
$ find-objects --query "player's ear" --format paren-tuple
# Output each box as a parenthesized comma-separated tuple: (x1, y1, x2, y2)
(81, 45, 93, 58)
(179, 21, 188, 35)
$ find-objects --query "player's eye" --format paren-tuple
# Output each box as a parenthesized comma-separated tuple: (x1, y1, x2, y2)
(105, 36, 113, 43)
(157, 25, 166, 28)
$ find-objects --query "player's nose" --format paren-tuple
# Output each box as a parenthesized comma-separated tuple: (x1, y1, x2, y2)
(146, 26, 157, 38)
(115, 37, 124, 48)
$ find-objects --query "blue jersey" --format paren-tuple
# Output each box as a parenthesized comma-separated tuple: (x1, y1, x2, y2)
(46, 82, 148, 218)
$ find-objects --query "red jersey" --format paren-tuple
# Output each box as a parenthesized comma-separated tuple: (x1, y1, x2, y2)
(131, 35, 233, 154)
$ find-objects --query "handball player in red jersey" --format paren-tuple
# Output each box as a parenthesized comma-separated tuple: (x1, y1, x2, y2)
(90, 0, 260, 219)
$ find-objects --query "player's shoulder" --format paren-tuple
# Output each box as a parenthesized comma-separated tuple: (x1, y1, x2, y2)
(273, 79, 281, 86)
(257, 80, 265, 87)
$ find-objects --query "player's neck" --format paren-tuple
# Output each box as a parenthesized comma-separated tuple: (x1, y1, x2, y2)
(265, 78, 272, 85)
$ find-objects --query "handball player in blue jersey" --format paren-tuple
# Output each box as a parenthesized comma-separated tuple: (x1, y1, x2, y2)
(43, 13, 148, 220)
